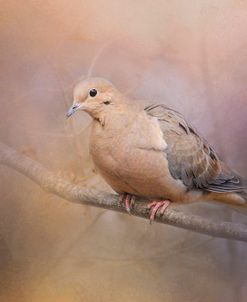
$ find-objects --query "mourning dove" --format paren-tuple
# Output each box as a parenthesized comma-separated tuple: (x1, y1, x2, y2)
(67, 77, 247, 221)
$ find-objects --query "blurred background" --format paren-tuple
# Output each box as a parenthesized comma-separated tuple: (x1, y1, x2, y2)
(0, 1, 247, 301)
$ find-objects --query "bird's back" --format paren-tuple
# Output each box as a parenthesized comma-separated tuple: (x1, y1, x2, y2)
(145, 104, 247, 202)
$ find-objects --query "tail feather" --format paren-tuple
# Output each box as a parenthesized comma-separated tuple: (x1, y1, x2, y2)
(240, 190, 247, 200)
(209, 190, 247, 215)
(207, 170, 247, 193)
(214, 191, 246, 205)
(230, 194, 247, 215)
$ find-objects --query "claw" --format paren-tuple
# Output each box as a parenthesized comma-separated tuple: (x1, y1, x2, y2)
(125, 194, 131, 214)
(130, 195, 136, 208)
(148, 200, 170, 224)
(118, 193, 135, 214)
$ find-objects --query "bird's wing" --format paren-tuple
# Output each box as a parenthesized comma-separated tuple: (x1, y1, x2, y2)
(145, 104, 246, 192)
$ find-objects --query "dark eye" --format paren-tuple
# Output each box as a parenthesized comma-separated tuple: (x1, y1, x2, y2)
(103, 100, 111, 105)
(89, 88, 97, 97)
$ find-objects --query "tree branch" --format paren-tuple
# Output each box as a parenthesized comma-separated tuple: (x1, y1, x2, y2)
(0, 141, 246, 243)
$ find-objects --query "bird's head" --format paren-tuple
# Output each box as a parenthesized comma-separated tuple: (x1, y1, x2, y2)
(66, 77, 122, 123)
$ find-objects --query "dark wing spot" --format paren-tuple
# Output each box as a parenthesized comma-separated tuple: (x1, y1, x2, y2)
(209, 148, 217, 160)
(179, 122, 189, 134)
(188, 126, 197, 135)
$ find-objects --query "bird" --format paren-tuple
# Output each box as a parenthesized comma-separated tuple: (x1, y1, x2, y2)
(66, 77, 247, 222)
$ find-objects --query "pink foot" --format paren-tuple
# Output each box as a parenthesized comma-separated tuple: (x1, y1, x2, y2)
(118, 193, 136, 214)
(148, 200, 170, 223)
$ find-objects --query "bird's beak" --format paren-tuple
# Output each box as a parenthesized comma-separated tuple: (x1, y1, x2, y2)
(66, 103, 81, 118)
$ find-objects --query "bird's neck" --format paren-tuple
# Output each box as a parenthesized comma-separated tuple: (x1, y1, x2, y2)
(92, 109, 136, 133)
(94, 101, 141, 130)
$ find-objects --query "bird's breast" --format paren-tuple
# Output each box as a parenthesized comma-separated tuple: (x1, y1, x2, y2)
(89, 122, 187, 200)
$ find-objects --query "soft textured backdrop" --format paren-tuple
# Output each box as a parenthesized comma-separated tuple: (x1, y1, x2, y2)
(0, 1, 247, 301)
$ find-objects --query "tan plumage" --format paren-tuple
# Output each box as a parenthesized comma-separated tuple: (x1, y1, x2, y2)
(67, 77, 247, 209)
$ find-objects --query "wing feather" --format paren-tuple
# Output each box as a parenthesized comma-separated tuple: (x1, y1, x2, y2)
(145, 104, 246, 193)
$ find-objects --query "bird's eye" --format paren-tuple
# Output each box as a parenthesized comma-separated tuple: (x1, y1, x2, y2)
(89, 88, 97, 97)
